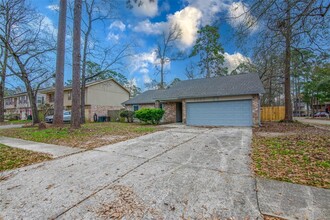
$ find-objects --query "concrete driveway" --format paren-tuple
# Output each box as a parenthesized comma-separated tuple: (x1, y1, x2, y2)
(0, 126, 261, 219)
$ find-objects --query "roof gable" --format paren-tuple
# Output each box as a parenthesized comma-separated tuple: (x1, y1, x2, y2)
(123, 73, 265, 105)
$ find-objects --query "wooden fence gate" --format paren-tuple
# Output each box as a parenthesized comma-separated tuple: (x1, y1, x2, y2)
(261, 106, 285, 121)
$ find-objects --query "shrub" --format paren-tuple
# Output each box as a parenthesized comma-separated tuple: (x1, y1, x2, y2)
(119, 110, 135, 123)
(134, 108, 165, 125)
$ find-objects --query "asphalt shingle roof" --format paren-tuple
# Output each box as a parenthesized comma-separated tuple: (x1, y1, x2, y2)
(123, 73, 265, 105)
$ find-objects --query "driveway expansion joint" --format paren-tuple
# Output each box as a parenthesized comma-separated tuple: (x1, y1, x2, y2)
(53, 128, 207, 219)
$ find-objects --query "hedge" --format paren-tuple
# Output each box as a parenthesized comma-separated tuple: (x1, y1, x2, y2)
(134, 108, 165, 124)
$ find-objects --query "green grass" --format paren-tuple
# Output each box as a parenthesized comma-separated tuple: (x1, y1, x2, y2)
(0, 144, 51, 171)
(253, 134, 330, 189)
(1, 120, 32, 125)
(0, 122, 161, 149)
(253, 122, 330, 189)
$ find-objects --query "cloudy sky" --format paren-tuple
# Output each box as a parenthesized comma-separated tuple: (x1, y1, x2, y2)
(29, 0, 255, 90)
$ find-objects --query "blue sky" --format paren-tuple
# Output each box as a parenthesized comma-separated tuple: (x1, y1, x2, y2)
(27, 0, 255, 90)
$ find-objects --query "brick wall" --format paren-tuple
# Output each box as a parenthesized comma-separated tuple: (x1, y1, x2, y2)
(182, 100, 186, 123)
(125, 104, 155, 111)
(162, 102, 176, 123)
(252, 95, 260, 126)
(90, 105, 124, 121)
(125, 103, 176, 123)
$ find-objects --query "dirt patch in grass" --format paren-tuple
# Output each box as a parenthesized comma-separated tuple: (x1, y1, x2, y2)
(0, 122, 163, 149)
(253, 122, 330, 189)
(0, 144, 51, 172)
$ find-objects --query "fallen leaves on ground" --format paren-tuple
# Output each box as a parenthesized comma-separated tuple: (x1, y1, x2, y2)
(253, 122, 330, 189)
(0, 122, 164, 149)
(97, 185, 163, 219)
(0, 144, 51, 171)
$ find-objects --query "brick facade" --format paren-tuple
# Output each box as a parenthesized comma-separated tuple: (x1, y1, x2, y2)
(252, 95, 260, 126)
(162, 102, 176, 123)
(182, 100, 186, 123)
(90, 105, 124, 122)
(125, 95, 261, 126)
(125, 104, 155, 111)
(125, 103, 176, 123)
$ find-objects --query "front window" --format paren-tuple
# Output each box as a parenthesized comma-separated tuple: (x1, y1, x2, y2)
(49, 93, 55, 102)
(159, 103, 164, 109)
(133, 105, 139, 111)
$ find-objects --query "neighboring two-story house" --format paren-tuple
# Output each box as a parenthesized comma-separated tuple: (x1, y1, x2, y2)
(41, 78, 130, 121)
(4, 92, 46, 120)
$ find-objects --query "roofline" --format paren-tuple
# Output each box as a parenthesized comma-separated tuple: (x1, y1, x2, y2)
(123, 93, 261, 105)
(158, 93, 261, 101)
(123, 101, 155, 105)
(4, 92, 28, 98)
(41, 78, 130, 95)
(4, 90, 46, 99)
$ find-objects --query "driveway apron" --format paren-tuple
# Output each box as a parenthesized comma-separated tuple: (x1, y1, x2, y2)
(0, 126, 261, 219)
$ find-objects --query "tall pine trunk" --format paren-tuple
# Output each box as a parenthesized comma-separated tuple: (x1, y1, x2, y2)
(80, 8, 92, 123)
(80, 79, 86, 123)
(284, 0, 293, 121)
(71, 0, 82, 129)
(53, 0, 67, 126)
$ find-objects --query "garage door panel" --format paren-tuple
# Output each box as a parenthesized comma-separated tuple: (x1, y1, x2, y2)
(186, 100, 252, 126)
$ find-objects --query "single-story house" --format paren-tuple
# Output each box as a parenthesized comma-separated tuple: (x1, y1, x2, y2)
(123, 73, 265, 126)
(41, 78, 130, 121)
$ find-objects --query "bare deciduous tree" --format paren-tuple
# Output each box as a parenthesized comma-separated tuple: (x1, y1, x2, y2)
(155, 23, 183, 89)
(0, 0, 55, 124)
(234, 0, 330, 121)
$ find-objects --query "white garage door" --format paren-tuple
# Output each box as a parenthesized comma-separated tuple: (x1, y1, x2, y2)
(186, 100, 252, 126)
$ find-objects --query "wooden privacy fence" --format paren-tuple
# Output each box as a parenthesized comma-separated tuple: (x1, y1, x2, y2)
(261, 106, 285, 121)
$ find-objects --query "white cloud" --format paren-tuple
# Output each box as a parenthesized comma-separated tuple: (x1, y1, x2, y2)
(143, 74, 152, 84)
(132, 20, 167, 35)
(130, 51, 158, 73)
(168, 6, 202, 49)
(40, 16, 57, 34)
(131, 0, 158, 18)
(107, 33, 120, 41)
(129, 51, 158, 84)
(224, 52, 250, 73)
(185, 0, 230, 25)
(109, 20, 126, 32)
(132, 6, 202, 49)
(228, 2, 258, 31)
(47, 4, 59, 11)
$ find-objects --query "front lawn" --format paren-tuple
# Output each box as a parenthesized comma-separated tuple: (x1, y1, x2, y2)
(253, 122, 330, 189)
(0, 120, 32, 125)
(0, 144, 51, 172)
(0, 122, 162, 149)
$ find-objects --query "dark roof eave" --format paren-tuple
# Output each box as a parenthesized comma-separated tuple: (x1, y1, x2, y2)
(122, 101, 155, 105)
(159, 93, 263, 101)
